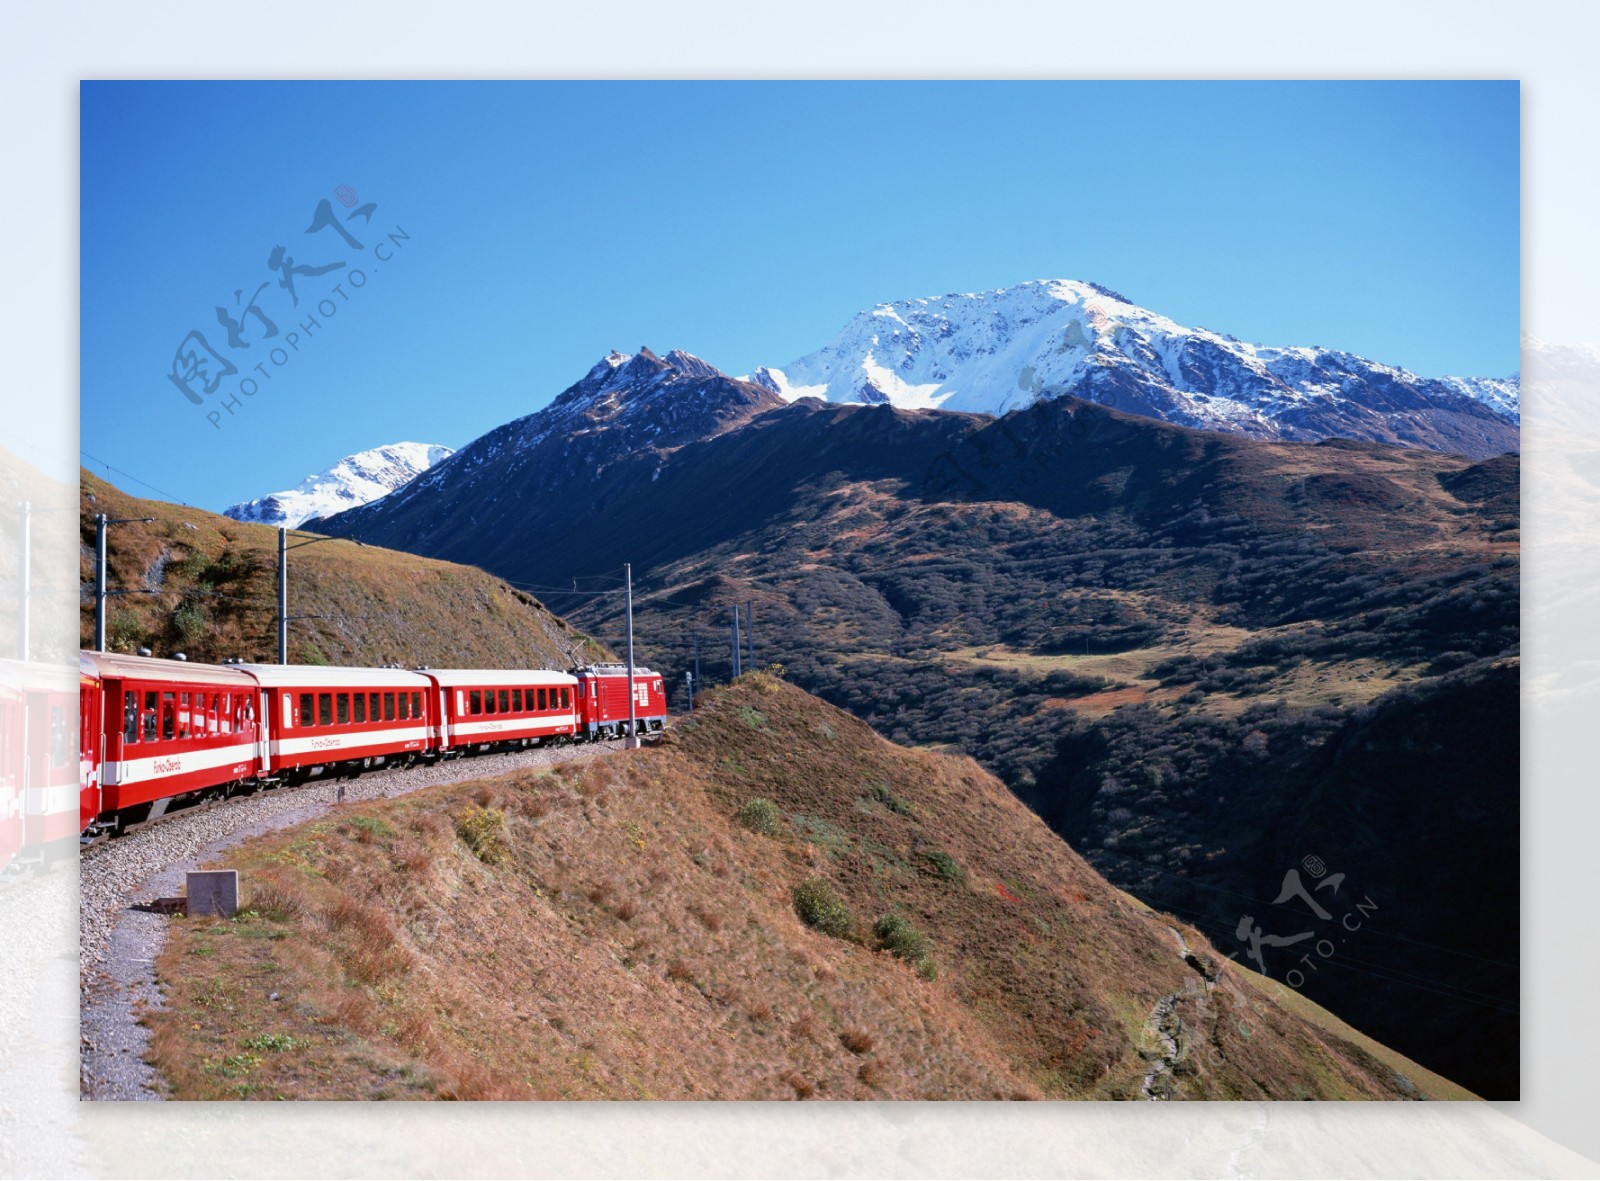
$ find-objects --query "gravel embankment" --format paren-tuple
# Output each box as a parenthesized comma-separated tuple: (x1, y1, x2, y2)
(79, 738, 629, 1100)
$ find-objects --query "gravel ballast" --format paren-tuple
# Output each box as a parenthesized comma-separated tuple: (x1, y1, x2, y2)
(79, 738, 630, 1100)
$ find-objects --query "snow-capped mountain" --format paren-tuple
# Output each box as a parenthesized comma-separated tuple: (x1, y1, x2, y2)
(224, 442, 456, 528)
(752, 280, 1519, 458)
(313, 348, 782, 552)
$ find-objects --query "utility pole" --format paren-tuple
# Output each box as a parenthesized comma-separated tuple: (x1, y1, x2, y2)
(94, 513, 107, 653)
(278, 526, 289, 665)
(685, 671, 695, 713)
(94, 512, 156, 652)
(278, 527, 367, 664)
(624, 562, 639, 748)
(731, 607, 742, 680)
(745, 600, 754, 672)
(17, 501, 29, 661)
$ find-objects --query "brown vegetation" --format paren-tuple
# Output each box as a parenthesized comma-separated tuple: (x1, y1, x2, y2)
(145, 676, 1473, 1101)
(78, 471, 606, 668)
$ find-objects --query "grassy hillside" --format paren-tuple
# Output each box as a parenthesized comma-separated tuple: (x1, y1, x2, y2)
(79, 471, 607, 669)
(1, 447, 77, 662)
(529, 401, 1520, 1097)
(146, 674, 1472, 1101)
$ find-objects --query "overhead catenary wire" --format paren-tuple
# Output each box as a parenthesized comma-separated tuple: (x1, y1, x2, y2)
(80, 450, 193, 507)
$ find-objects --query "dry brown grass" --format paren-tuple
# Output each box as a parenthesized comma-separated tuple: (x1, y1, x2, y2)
(840, 1030, 874, 1055)
(687, 903, 723, 933)
(76, 470, 611, 668)
(145, 675, 1473, 1102)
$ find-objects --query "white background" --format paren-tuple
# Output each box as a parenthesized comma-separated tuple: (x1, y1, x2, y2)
(2, 2, 1596, 1176)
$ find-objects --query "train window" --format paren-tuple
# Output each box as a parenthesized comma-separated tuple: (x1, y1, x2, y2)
(354, 693, 366, 724)
(384, 693, 395, 721)
(532, 687, 542, 710)
(398, 693, 411, 721)
(484, 690, 496, 715)
(318, 693, 332, 726)
(496, 690, 508, 713)
(162, 692, 175, 740)
(178, 692, 191, 739)
(511, 689, 522, 712)
(298, 693, 312, 726)
(561, 688, 571, 709)
(469, 690, 481, 715)
(124, 691, 139, 743)
(51, 706, 71, 767)
(216, 693, 229, 735)
(369, 692, 381, 721)
(412, 692, 422, 717)
(144, 691, 159, 741)
(337, 693, 350, 725)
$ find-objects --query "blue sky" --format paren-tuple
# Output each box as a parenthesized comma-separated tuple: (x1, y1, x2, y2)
(80, 81, 1519, 511)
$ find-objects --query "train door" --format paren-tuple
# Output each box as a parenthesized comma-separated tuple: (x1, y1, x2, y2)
(79, 673, 101, 835)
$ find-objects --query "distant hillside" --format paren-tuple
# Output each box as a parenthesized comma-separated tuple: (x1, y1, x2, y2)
(320, 375, 1520, 1097)
(1, 446, 77, 662)
(80, 471, 606, 669)
(147, 674, 1473, 1101)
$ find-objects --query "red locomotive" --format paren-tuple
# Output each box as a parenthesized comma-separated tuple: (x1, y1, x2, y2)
(76, 652, 667, 840)
(573, 663, 667, 741)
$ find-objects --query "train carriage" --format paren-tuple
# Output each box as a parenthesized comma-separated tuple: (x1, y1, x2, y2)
(0, 662, 23, 871)
(80, 651, 265, 835)
(424, 668, 580, 753)
(22, 659, 81, 860)
(229, 664, 436, 779)
(573, 663, 667, 740)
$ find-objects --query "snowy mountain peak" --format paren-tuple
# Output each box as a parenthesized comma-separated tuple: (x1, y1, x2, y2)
(224, 441, 455, 528)
(341, 347, 786, 526)
(753, 280, 1519, 457)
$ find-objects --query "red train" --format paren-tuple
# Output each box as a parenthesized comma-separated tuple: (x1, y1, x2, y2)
(76, 653, 666, 839)
(0, 658, 80, 872)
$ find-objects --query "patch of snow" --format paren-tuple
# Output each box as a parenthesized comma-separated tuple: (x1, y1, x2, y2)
(223, 442, 456, 527)
(761, 279, 1521, 432)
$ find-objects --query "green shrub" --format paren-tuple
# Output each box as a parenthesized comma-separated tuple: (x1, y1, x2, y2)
(455, 805, 507, 866)
(348, 815, 394, 839)
(874, 913, 936, 979)
(792, 878, 853, 939)
(239, 1033, 304, 1052)
(737, 705, 769, 730)
(868, 783, 913, 817)
(736, 798, 784, 836)
(107, 611, 143, 651)
(172, 599, 209, 642)
(922, 849, 965, 883)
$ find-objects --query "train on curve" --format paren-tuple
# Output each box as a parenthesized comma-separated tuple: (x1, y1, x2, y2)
(75, 652, 667, 841)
